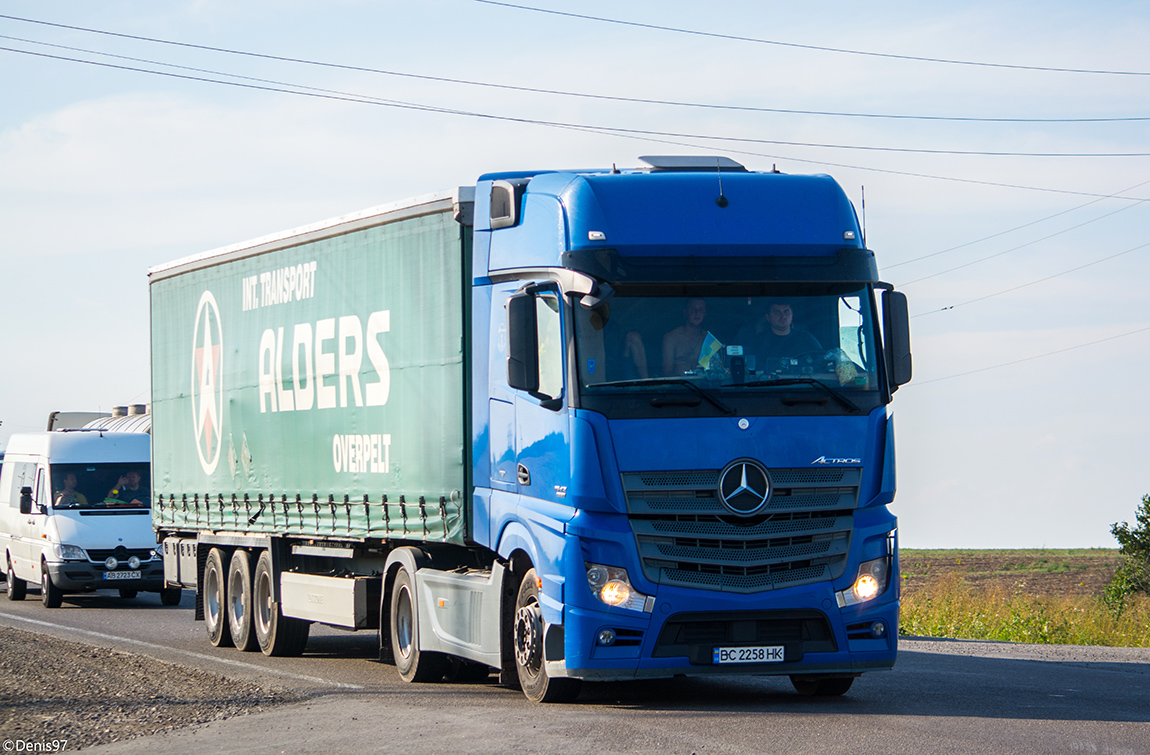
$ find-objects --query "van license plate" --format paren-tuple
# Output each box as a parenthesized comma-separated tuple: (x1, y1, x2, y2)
(104, 570, 141, 581)
(713, 645, 785, 664)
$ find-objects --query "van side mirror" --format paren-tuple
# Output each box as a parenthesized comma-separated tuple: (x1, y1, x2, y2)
(507, 291, 540, 394)
(882, 290, 913, 390)
(19, 486, 33, 515)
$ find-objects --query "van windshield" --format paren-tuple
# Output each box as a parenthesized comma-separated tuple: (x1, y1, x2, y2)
(51, 463, 151, 510)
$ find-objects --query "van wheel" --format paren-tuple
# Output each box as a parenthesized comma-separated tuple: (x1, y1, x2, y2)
(118, 589, 138, 599)
(513, 569, 581, 703)
(227, 549, 258, 651)
(160, 587, 183, 606)
(6, 555, 26, 601)
(41, 563, 62, 608)
(203, 548, 233, 647)
(390, 567, 447, 682)
(253, 550, 309, 657)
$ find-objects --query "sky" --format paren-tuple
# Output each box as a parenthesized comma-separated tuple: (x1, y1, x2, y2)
(1, 0, 1147, 548)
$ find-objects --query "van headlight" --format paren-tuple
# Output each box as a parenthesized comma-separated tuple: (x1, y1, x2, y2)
(585, 563, 654, 613)
(52, 544, 87, 561)
(836, 557, 890, 608)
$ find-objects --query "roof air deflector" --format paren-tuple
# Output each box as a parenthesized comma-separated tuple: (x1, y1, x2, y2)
(639, 156, 747, 172)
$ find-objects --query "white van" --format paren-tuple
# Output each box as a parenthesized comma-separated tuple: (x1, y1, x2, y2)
(0, 430, 179, 607)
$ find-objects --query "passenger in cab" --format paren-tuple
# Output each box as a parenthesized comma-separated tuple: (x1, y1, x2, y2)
(107, 470, 147, 507)
(662, 298, 712, 376)
(54, 472, 88, 508)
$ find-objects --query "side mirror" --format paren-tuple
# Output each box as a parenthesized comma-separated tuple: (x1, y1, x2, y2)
(507, 291, 539, 394)
(882, 290, 913, 390)
(18, 486, 33, 515)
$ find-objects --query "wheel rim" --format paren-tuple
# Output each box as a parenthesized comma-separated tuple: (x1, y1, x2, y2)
(395, 585, 414, 659)
(205, 564, 221, 627)
(255, 569, 273, 637)
(514, 600, 542, 676)
(229, 568, 245, 628)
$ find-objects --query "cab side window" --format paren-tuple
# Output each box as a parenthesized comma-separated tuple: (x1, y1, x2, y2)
(7, 462, 35, 509)
(535, 291, 563, 401)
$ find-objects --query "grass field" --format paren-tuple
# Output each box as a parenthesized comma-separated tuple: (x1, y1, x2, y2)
(898, 548, 1150, 647)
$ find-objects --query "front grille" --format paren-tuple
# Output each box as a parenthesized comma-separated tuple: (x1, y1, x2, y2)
(622, 468, 859, 593)
(85, 548, 155, 562)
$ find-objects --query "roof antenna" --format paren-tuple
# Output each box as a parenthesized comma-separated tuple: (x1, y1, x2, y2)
(715, 157, 729, 208)
(861, 186, 867, 247)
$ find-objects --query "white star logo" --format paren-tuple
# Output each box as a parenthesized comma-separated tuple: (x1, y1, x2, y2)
(191, 290, 223, 475)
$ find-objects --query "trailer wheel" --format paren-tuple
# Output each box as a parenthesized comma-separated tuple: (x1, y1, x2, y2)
(790, 675, 855, 697)
(159, 587, 183, 606)
(5, 554, 26, 601)
(41, 561, 62, 608)
(390, 567, 447, 682)
(227, 549, 258, 651)
(513, 569, 581, 703)
(203, 548, 233, 647)
(253, 550, 309, 657)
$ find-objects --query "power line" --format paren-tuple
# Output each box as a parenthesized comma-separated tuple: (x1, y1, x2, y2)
(896, 200, 1149, 287)
(475, 0, 1150, 77)
(5, 43, 1150, 160)
(910, 325, 1150, 385)
(1, 16, 1148, 124)
(913, 239, 1150, 317)
(5, 44, 1150, 203)
(885, 178, 1150, 269)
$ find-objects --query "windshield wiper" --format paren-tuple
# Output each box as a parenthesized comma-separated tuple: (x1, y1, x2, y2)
(739, 377, 860, 414)
(592, 378, 735, 415)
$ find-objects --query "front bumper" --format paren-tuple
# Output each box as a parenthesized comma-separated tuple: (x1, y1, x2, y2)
(561, 580, 898, 681)
(47, 561, 165, 591)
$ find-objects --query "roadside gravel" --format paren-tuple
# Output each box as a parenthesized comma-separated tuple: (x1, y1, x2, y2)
(0, 626, 308, 750)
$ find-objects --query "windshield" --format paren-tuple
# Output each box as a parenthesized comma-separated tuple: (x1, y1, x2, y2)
(575, 284, 882, 416)
(50, 463, 151, 510)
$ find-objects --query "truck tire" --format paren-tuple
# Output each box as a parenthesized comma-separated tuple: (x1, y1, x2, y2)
(513, 569, 581, 703)
(203, 548, 234, 648)
(6, 554, 26, 601)
(390, 567, 447, 682)
(227, 549, 258, 651)
(253, 550, 309, 657)
(790, 675, 855, 697)
(159, 587, 183, 606)
(41, 562, 62, 608)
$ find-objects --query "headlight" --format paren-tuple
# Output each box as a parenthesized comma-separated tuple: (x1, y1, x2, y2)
(585, 563, 654, 613)
(51, 544, 87, 561)
(836, 557, 890, 608)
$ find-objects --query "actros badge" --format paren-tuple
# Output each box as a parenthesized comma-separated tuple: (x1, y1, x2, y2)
(191, 290, 224, 475)
(717, 459, 772, 515)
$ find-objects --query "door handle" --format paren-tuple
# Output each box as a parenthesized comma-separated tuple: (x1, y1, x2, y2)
(517, 464, 531, 486)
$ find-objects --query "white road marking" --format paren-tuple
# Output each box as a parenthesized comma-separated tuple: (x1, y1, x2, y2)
(0, 611, 364, 689)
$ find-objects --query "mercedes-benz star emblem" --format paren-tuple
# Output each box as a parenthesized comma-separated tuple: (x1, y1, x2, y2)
(717, 459, 771, 515)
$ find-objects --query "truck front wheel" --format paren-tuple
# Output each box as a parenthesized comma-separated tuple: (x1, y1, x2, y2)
(203, 548, 233, 648)
(227, 549, 258, 651)
(513, 569, 581, 703)
(253, 550, 309, 657)
(390, 567, 447, 682)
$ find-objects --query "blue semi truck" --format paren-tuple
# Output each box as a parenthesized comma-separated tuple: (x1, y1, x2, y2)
(150, 156, 911, 702)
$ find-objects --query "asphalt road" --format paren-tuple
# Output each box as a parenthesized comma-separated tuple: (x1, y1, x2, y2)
(1, 589, 1148, 755)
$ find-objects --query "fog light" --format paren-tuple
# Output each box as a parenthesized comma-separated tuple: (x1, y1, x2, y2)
(105, 557, 118, 570)
(128, 556, 141, 569)
(599, 581, 632, 607)
(597, 628, 617, 646)
(871, 621, 887, 638)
